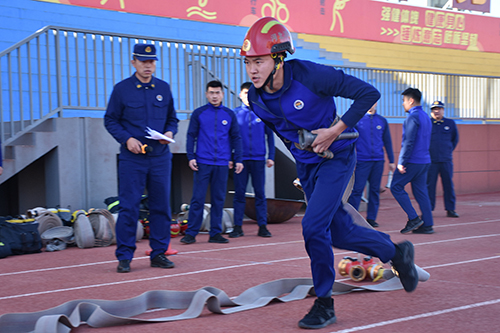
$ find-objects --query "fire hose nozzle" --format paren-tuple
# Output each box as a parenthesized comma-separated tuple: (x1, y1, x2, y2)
(297, 129, 359, 159)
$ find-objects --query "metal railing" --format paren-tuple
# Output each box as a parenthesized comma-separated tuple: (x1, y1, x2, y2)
(0, 26, 248, 146)
(333, 67, 500, 121)
(2, 25, 500, 147)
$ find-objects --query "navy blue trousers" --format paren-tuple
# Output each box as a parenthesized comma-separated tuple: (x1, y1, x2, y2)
(116, 153, 172, 261)
(427, 161, 456, 211)
(297, 144, 396, 297)
(233, 160, 267, 226)
(186, 163, 228, 237)
(348, 160, 384, 221)
(391, 163, 434, 227)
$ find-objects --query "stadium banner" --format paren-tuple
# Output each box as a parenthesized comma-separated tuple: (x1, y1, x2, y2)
(37, 0, 500, 53)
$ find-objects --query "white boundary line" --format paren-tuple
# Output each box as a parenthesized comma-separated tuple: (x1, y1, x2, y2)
(1, 233, 499, 277)
(1, 254, 500, 301)
(0, 257, 308, 301)
(330, 298, 500, 333)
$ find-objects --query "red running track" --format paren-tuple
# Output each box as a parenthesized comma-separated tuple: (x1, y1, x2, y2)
(1, 192, 499, 332)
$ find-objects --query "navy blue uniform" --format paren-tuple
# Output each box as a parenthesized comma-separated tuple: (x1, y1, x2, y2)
(427, 117, 459, 211)
(186, 103, 242, 237)
(248, 59, 396, 298)
(233, 104, 275, 227)
(391, 106, 434, 227)
(104, 75, 178, 261)
(349, 113, 394, 221)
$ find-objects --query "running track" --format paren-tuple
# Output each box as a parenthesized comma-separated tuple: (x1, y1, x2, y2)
(1, 192, 499, 332)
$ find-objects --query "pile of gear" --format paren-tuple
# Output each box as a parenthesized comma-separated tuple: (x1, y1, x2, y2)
(0, 196, 236, 259)
(0, 206, 142, 259)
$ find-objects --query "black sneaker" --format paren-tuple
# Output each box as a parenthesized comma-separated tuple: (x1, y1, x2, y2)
(117, 259, 131, 273)
(391, 241, 418, 292)
(298, 297, 336, 329)
(180, 234, 196, 244)
(209, 233, 229, 243)
(366, 219, 379, 228)
(412, 225, 435, 234)
(400, 216, 423, 234)
(258, 225, 272, 237)
(446, 210, 459, 218)
(229, 225, 244, 238)
(151, 253, 175, 268)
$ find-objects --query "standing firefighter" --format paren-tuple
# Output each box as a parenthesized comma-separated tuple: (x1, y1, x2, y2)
(104, 43, 179, 273)
(240, 17, 419, 329)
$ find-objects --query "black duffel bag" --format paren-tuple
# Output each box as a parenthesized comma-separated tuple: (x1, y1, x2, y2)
(0, 217, 42, 257)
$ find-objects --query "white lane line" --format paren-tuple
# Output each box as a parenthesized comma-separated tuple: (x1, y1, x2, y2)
(415, 233, 500, 246)
(330, 298, 500, 333)
(0, 240, 304, 277)
(0, 256, 309, 301)
(2, 254, 500, 301)
(2, 232, 499, 277)
(421, 255, 500, 270)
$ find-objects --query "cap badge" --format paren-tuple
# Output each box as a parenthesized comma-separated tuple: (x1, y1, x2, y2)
(145, 46, 152, 53)
(242, 39, 251, 52)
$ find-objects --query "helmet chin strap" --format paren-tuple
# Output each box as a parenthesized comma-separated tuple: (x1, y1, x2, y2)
(263, 54, 284, 91)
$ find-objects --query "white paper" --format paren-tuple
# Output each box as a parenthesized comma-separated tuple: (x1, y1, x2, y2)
(145, 127, 175, 143)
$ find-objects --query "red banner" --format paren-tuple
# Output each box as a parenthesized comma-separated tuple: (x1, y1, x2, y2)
(39, 0, 500, 53)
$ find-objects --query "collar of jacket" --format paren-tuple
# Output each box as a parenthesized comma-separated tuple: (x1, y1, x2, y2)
(133, 75, 156, 89)
(408, 105, 423, 113)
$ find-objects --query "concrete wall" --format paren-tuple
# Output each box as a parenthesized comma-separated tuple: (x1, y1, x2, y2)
(0, 118, 120, 215)
(386, 123, 500, 196)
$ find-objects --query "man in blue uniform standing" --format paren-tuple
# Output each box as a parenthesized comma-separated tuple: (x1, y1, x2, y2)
(348, 102, 395, 227)
(104, 43, 179, 273)
(230, 82, 274, 238)
(181, 80, 243, 245)
(241, 17, 420, 329)
(427, 101, 459, 218)
(391, 88, 434, 234)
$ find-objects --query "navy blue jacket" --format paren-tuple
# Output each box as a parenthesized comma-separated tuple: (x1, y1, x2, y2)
(234, 104, 275, 161)
(104, 75, 178, 157)
(355, 113, 394, 163)
(399, 106, 431, 165)
(248, 59, 380, 164)
(429, 117, 458, 163)
(187, 103, 242, 166)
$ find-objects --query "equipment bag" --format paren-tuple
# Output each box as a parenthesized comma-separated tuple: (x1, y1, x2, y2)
(0, 217, 42, 255)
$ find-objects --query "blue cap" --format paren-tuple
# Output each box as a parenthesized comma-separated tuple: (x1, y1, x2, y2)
(431, 100, 445, 109)
(133, 43, 158, 61)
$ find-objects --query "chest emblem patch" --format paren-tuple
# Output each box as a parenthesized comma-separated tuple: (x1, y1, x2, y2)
(376, 125, 382, 130)
(222, 120, 228, 125)
(444, 126, 450, 130)
(156, 95, 163, 101)
(294, 100, 304, 110)
(256, 118, 262, 122)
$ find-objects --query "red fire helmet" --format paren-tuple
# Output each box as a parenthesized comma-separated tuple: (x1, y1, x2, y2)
(240, 17, 295, 57)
